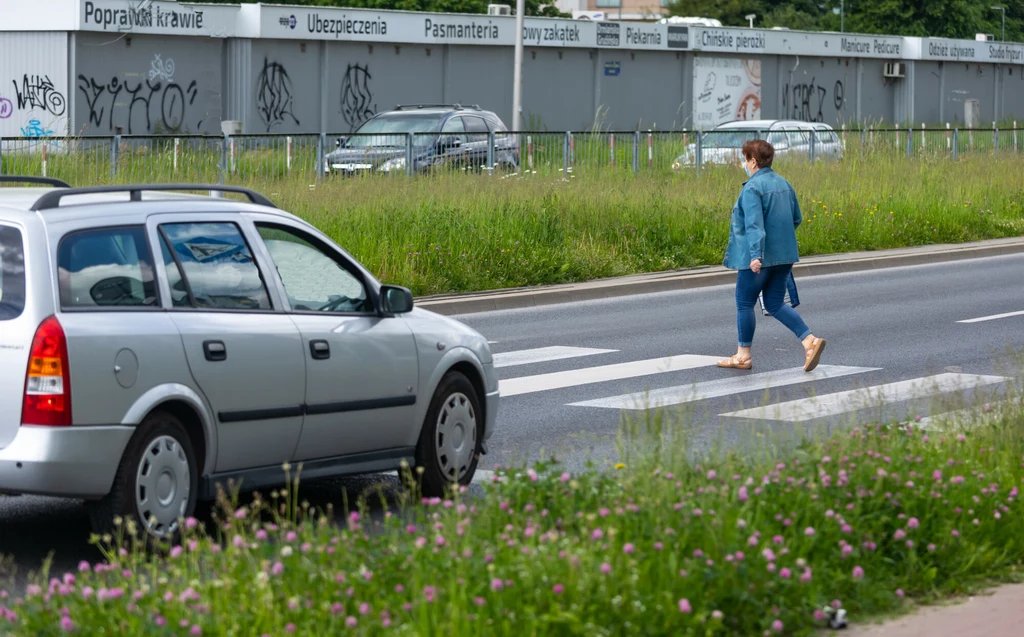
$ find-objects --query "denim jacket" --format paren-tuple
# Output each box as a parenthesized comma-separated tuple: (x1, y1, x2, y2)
(723, 167, 803, 270)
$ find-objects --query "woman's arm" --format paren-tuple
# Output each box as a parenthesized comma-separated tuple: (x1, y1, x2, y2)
(740, 186, 766, 264)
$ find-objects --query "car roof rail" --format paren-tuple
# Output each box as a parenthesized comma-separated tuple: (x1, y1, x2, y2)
(393, 103, 481, 111)
(29, 184, 277, 212)
(0, 175, 72, 188)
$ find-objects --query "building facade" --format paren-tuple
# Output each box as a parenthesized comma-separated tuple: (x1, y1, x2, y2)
(1, 0, 1022, 139)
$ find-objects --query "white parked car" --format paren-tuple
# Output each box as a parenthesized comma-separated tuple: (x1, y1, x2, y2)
(672, 119, 845, 170)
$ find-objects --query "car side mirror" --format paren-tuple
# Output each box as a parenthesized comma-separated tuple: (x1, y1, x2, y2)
(336, 136, 348, 148)
(381, 285, 414, 315)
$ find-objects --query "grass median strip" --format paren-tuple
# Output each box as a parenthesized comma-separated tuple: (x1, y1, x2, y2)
(277, 154, 1024, 297)
(4, 379, 1024, 635)
(7, 153, 1021, 298)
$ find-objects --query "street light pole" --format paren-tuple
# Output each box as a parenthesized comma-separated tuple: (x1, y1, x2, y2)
(745, 13, 756, 28)
(841, 0, 845, 33)
(512, 0, 525, 131)
(990, 6, 1005, 41)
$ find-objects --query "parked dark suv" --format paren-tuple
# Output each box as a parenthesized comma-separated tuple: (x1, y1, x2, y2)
(324, 105, 520, 176)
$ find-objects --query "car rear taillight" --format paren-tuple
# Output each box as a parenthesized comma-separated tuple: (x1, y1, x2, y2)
(21, 316, 72, 426)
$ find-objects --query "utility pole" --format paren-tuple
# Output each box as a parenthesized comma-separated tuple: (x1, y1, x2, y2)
(990, 6, 1005, 41)
(832, 0, 845, 32)
(512, 0, 525, 131)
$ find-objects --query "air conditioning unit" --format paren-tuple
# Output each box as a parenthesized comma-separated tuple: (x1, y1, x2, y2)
(488, 4, 512, 15)
(883, 62, 906, 78)
(975, 33, 995, 42)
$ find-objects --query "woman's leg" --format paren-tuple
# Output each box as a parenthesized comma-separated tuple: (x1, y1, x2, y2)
(762, 265, 827, 371)
(761, 266, 811, 341)
(720, 269, 764, 368)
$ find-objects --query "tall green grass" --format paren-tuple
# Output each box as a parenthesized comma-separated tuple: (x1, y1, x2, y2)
(279, 153, 1024, 296)
(4, 142, 1022, 296)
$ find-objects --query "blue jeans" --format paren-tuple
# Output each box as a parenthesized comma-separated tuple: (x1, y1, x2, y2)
(736, 264, 811, 347)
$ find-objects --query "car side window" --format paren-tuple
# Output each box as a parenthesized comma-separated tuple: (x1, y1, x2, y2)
(158, 222, 272, 311)
(255, 223, 373, 314)
(0, 225, 26, 320)
(789, 128, 810, 146)
(464, 116, 489, 142)
(57, 226, 158, 309)
(158, 236, 191, 308)
(441, 116, 467, 144)
(766, 130, 789, 148)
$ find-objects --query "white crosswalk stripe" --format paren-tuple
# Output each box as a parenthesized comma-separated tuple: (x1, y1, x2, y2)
(488, 343, 1011, 428)
(492, 346, 618, 369)
(722, 373, 1011, 422)
(498, 354, 722, 397)
(568, 365, 879, 410)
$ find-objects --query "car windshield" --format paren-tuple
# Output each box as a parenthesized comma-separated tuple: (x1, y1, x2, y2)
(702, 129, 762, 149)
(343, 113, 446, 148)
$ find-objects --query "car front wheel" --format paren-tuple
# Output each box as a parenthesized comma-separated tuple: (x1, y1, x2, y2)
(414, 371, 482, 497)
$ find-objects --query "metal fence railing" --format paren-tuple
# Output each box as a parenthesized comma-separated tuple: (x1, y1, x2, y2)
(1, 123, 1019, 184)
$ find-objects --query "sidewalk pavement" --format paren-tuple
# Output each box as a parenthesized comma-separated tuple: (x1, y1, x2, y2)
(839, 583, 1024, 637)
(416, 237, 1024, 316)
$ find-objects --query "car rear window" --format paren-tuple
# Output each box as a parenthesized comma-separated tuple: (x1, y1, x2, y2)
(0, 225, 27, 320)
(57, 226, 159, 309)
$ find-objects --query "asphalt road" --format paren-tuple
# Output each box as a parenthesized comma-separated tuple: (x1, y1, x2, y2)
(463, 252, 1024, 472)
(2, 252, 1023, 589)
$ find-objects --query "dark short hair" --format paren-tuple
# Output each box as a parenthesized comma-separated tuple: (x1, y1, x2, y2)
(742, 139, 774, 168)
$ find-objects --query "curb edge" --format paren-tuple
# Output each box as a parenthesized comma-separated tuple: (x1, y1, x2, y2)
(417, 240, 1024, 316)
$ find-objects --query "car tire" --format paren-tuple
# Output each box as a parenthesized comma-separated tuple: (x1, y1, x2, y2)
(414, 371, 483, 498)
(88, 411, 199, 546)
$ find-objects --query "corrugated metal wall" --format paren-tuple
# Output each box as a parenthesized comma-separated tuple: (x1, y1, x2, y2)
(0, 32, 70, 138)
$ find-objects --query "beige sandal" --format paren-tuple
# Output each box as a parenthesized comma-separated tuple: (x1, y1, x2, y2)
(804, 337, 827, 372)
(718, 355, 752, 370)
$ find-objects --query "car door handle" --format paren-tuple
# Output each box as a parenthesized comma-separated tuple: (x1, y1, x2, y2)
(310, 340, 330, 360)
(203, 340, 227, 362)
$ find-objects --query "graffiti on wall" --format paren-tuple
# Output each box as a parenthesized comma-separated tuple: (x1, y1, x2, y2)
(21, 120, 54, 138)
(148, 54, 176, 82)
(1, 73, 67, 138)
(12, 74, 67, 117)
(782, 78, 845, 123)
(340, 63, 376, 131)
(77, 53, 202, 134)
(255, 58, 300, 132)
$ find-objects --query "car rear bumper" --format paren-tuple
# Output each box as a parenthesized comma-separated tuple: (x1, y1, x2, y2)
(0, 425, 134, 498)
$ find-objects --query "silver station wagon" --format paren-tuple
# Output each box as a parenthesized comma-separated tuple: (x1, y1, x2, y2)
(0, 177, 499, 541)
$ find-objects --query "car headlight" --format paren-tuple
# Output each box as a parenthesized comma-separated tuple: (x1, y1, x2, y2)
(379, 157, 407, 172)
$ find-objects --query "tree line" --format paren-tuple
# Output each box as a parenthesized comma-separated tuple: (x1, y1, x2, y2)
(666, 1, 1021, 41)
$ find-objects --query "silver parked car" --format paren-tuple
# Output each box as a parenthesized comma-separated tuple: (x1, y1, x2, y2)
(672, 119, 845, 169)
(0, 177, 499, 541)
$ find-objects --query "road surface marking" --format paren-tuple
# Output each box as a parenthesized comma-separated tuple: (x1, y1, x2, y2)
(957, 310, 1024, 324)
(473, 469, 495, 483)
(910, 399, 1012, 429)
(568, 365, 878, 410)
(498, 354, 722, 397)
(492, 346, 618, 369)
(722, 373, 1010, 422)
